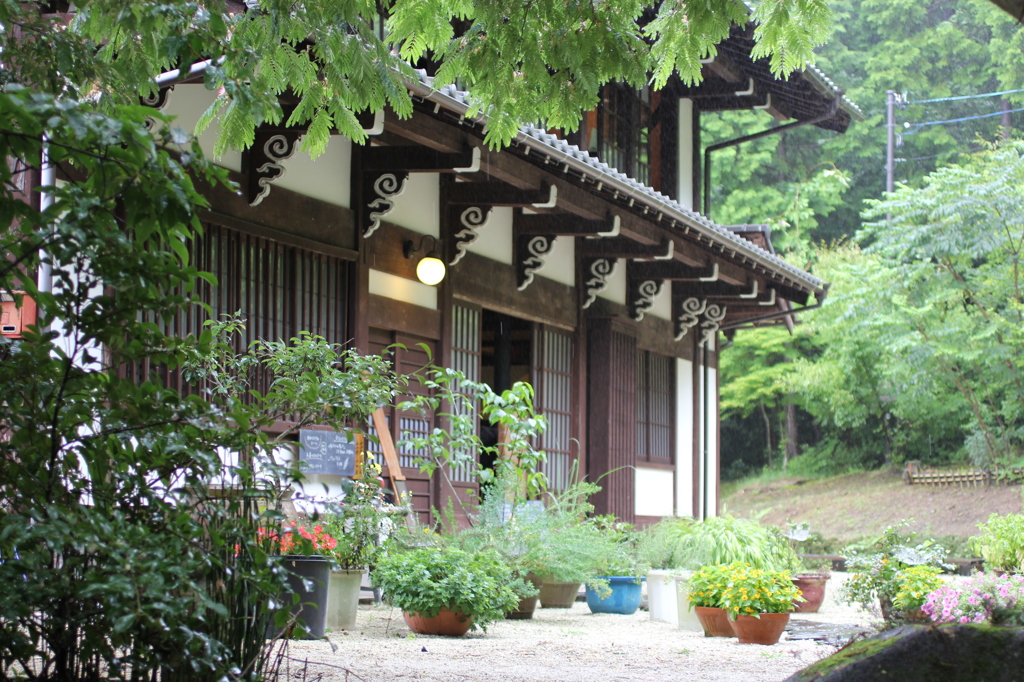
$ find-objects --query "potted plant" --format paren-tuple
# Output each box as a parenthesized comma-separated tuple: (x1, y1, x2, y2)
(842, 522, 950, 623)
(782, 522, 832, 613)
(639, 517, 700, 627)
(449, 472, 544, 619)
(371, 545, 523, 636)
(686, 563, 737, 637)
(260, 524, 338, 639)
(716, 563, 803, 645)
(971, 513, 1024, 575)
(584, 518, 650, 615)
(516, 481, 608, 608)
(889, 565, 945, 623)
(319, 461, 404, 631)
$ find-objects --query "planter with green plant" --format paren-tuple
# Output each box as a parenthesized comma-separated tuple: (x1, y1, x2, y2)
(508, 480, 610, 608)
(319, 461, 404, 631)
(686, 563, 737, 637)
(971, 513, 1024, 575)
(717, 563, 802, 645)
(639, 517, 700, 627)
(584, 518, 651, 614)
(371, 545, 523, 635)
(782, 522, 832, 613)
(887, 565, 945, 623)
(260, 525, 338, 639)
(841, 521, 950, 623)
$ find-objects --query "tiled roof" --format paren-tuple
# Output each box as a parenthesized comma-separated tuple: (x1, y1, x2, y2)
(157, 60, 831, 295)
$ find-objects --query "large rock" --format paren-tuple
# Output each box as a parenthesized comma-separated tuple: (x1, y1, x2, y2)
(785, 624, 1024, 682)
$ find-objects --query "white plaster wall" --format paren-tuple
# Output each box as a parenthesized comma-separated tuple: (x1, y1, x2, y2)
(386, 173, 439, 236)
(275, 138, 352, 208)
(368, 268, 438, 310)
(675, 358, 694, 517)
(697, 365, 719, 518)
(635, 467, 675, 518)
(597, 255, 627, 305)
(538, 235, 575, 288)
(465, 206, 513, 264)
(677, 99, 694, 211)
(647, 282, 672, 321)
(160, 85, 242, 172)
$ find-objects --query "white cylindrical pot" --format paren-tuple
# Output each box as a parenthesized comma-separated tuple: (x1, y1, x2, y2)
(327, 568, 364, 631)
(674, 570, 703, 632)
(647, 570, 679, 625)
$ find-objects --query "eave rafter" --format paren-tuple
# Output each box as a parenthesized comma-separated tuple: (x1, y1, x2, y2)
(240, 108, 384, 207)
(446, 180, 560, 266)
(361, 144, 481, 237)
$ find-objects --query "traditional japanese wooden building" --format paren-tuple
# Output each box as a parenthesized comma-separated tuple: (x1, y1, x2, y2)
(149, 24, 861, 525)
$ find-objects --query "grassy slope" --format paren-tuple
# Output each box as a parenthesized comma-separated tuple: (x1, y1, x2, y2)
(721, 470, 1023, 548)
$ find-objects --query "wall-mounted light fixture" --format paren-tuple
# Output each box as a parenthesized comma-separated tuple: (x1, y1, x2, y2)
(403, 235, 446, 286)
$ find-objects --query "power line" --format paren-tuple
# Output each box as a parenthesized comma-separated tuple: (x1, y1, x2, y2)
(902, 106, 1024, 135)
(908, 88, 1024, 104)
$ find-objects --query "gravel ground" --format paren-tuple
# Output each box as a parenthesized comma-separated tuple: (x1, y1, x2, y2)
(284, 573, 881, 682)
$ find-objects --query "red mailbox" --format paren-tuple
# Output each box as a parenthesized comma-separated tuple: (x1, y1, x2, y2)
(1, 292, 37, 338)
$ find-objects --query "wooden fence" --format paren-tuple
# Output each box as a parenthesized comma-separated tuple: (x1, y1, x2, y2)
(903, 461, 1024, 487)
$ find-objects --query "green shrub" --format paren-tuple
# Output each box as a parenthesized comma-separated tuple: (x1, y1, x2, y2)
(841, 521, 949, 612)
(372, 546, 523, 631)
(971, 513, 1024, 573)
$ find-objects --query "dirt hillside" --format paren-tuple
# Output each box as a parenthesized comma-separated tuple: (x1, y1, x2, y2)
(722, 470, 1022, 546)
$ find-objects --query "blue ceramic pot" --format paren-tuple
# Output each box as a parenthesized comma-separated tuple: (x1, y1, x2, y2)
(585, 576, 645, 615)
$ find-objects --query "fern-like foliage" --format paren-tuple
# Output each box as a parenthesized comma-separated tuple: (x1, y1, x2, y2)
(3, 0, 833, 153)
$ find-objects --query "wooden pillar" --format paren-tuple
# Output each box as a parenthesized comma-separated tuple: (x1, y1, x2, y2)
(586, 318, 636, 522)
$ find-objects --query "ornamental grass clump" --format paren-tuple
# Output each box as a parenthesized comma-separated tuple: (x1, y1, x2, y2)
(922, 572, 1024, 624)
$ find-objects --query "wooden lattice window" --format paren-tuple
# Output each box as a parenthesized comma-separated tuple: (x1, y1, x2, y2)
(449, 304, 482, 482)
(366, 329, 436, 469)
(586, 85, 659, 189)
(132, 222, 349, 397)
(534, 325, 574, 490)
(636, 350, 673, 464)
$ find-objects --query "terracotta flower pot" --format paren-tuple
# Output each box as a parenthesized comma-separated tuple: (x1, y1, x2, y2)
(403, 608, 474, 636)
(791, 574, 829, 613)
(694, 606, 735, 637)
(539, 580, 582, 608)
(730, 612, 790, 645)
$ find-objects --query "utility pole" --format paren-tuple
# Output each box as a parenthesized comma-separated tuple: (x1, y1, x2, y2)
(886, 89, 896, 195)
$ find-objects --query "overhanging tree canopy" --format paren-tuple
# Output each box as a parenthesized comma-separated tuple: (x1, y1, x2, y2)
(1, 0, 834, 151)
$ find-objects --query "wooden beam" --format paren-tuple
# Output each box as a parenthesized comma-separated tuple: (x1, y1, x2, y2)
(382, 109, 466, 153)
(361, 145, 480, 173)
(580, 237, 674, 260)
(517, 212, 619, 237)
(628, 260, 719, 281)
(700, 53, 746, 84)
(446, 181, 557, 208)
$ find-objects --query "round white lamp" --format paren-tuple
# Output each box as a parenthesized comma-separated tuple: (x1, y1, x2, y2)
(403, 236, 446, 286)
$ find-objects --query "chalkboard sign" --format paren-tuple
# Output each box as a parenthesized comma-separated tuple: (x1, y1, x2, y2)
(298, 429, 357, 476)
